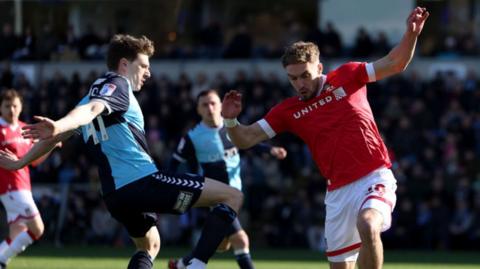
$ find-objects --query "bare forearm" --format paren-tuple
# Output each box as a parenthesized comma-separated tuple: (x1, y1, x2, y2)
(30, 146, 55, 166)
(226, 123, 268, 149)
(20, 131, 72, 168)
(56, 102, 104, 133)
(373, 32, 419, 80)
(18, 139, 58, 168)
(387, 32, 418, 72)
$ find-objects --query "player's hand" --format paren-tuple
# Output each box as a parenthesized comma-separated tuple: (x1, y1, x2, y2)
(270, 146, 287, 160)
(0, 149, 22, 170)
(407, 7, 429, 36)
(221, 90, 242, 119)
(22, 116, 59, 140)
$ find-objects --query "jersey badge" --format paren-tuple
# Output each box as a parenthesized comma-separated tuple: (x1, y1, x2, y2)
(99, 83, 117, 96)
(333, 87, 347, 100)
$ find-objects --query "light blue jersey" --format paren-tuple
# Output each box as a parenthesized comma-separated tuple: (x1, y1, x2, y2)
(78, 72, 158, 195)
(172, 122, 242, 190)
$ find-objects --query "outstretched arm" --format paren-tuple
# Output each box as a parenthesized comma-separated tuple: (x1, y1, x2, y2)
(221, 90, 270, 149)
(30, 141, 62, 167)
(22, 100, 106, 140)
(373, 7, 429, 81)
(0, 131, 74, 170)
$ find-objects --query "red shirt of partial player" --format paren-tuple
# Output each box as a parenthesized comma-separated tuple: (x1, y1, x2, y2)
(258, 62, 391, 191)
(0, 118, 33, 193)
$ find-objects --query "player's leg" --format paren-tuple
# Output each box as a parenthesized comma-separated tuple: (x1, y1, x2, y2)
(185, 177, 243, 268)
(356, 168, 397, 269)
(128, 225, 160, 269)
(0, 191, 42, 267)
(324, 184, 360, 269)
(193, 177, 243, 211)
(229, 228, 254, 269)
(0, 221, 25, 256)
(356, 208, 383, 269)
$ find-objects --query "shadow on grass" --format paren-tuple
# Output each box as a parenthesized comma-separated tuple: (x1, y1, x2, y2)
(25, 245, 480, 265)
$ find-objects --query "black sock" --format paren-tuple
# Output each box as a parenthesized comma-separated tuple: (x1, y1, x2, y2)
(182, 254, 193, 266)
(235, 252, 255, 269)
(191, 204, 237, 263)
(127, 250, 153, 269)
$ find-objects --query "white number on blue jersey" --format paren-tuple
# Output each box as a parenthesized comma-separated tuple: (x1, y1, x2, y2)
(85, 115, 109, 144)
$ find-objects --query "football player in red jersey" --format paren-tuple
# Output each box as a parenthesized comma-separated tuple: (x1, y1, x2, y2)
(222, 7, 429, 269)
(0, 89, 57, 268)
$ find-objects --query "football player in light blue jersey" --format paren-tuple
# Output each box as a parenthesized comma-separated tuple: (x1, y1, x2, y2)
(168, 89, 286, 269)
(0, 34, 243, 269)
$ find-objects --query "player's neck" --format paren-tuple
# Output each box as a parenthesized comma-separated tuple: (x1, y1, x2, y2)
(203, 119, 222, 129)
(2, 117, 17, 126)
(316, 75, 327, 95)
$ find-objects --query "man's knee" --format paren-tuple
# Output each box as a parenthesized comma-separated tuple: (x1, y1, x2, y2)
(26, 217, 45, 239)
(132, 227, 161, 258)
(357, 209, 383, 242)
(222, 188, 243, 212)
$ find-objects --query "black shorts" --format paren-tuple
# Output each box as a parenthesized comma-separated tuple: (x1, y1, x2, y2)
(103, 170, 204, 238)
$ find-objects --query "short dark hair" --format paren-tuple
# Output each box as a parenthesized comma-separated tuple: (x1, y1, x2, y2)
(281, 41, 320, 67)
(196, 89, 220, 104)
(106, 34, 155, 71)
(0, 89, 23, 105)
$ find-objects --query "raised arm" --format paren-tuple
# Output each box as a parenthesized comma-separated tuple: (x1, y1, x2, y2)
(221, 90, 270, 149)
(22, 100, 105, 140)
(372, 7, 429, 81)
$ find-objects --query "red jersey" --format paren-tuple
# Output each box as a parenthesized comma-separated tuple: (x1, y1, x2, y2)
(258, 62, 391, 191)
(0, 118, 33, 193)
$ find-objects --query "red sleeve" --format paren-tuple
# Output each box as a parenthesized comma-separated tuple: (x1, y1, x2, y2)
(263, 103, 288, 135)
(338, 62, 370, 83)
(329, 62, 372, 95)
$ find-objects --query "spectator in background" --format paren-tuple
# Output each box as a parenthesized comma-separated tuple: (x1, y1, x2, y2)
(224, 24, 252, 59)
(12, 26, 35, 61)
(197, 21, 224, 59)
(0, 23, 17, 61)
(321, 22, 343, 58)
(0, 62, 14, 89)
(36, 25, 58, 61)
(352, 27, 374, 58)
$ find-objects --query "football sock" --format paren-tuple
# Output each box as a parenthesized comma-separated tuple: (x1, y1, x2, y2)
(185, 258, 206, 269)
(191, 204, 236, 263)
(178, 254, 193, 269)
(127, 250, 153, 269)
(0, 231, 35, 264)
(234, 248, 255, 269)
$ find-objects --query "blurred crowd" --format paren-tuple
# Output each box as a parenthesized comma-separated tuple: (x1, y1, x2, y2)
(1, 62, 480, 251)
(0, 20, 478, 62)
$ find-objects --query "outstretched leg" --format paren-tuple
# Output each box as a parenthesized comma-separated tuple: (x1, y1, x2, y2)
(357, 208, 384, 269)
(185, 178, 243, 269)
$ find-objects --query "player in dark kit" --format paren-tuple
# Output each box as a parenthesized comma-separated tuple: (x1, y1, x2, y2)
(168, 89, 287, 269)
(0, 35, 243, 269)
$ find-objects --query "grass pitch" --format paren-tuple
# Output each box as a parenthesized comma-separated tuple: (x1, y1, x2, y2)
(9, 245, 480, 269)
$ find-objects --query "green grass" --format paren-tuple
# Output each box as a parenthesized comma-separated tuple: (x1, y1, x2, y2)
(8, 245, 480, 269)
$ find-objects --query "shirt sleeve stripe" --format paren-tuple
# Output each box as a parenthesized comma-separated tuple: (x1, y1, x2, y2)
(366, 62, 376, 82)
(257, 119, 276, 138)
(90, 99, 112, 115)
